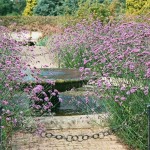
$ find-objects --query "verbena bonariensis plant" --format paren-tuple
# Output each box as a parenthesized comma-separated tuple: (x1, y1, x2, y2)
(0, 26, 59, 147)
(49, 19, 150, 150)
(0, 26, 31, 147)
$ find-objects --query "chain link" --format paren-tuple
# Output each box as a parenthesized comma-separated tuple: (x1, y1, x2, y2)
(24, 125, 120, 142)
(42, 111, 145, 142)
(41, 128, 117, 142)
(22, 110, 146, 142)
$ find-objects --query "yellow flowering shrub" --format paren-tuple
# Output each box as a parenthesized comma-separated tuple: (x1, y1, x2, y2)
(23, 0, 37, 16)
(126, 0, 150, 15)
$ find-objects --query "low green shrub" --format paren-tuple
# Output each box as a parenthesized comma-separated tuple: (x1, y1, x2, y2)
(75, 0, 125, 24)
(0, 16, 58, 27)
(0, 16, 62, 35)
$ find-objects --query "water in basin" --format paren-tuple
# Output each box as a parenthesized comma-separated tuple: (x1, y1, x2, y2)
(22, 68, 82, 82)
(39, 68, 82, 80)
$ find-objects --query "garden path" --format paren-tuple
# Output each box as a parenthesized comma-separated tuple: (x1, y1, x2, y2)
(11, 46, 129, 150)
(21, 46, 59, 68)
(11, 128, 128, 150)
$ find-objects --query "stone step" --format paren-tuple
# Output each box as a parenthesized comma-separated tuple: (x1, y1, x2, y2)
(24, 114, 109, 130)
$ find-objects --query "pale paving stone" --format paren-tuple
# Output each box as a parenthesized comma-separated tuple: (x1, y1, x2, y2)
(11, 128, 128, 150)
(21, 46, 59, 68)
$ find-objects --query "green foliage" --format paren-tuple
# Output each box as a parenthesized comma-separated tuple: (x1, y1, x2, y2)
(126, 0, 150, 15)
(32, 0, 125, 23)
(34, 0, 80, 16)
(23, 0, 37, 16)
(13, 0, 26, 15)
(61, 0, 79, 15)
(36, 36, 48, 46)
(34, 0, 64, 16)
(0, 0, 13, 16)
(106, 88, 148, 150)
(0, 0, 26, 16)
(76, 0, 125, 23)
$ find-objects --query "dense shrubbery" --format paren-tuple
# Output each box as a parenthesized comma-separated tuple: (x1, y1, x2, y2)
(33, 0, 125, 24)
(33, 0, 84, 16)
(0, 0, 26, 16)
(76, 0, 125, 23)
(0, 0, 126, 26)
(33, 0, 64, 16)
(48, 19, 150, 149)
(126, 0, 150, 15)
(0, 0, 13, 16)
(62, 0, 80, 15)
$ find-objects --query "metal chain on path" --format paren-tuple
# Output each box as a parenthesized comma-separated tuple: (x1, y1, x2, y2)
(22, 108, 147, 142)
(23, 118, 126, 142)
(41, 127, 121, 142)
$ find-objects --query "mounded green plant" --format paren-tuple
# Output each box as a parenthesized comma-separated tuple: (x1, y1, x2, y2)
(76, 0, 125, 23)
(0, 0, 26, 16)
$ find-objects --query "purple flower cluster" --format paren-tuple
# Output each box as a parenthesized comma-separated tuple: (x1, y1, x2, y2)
(0, 26, 31, 128)
(49, 19, 150, 104)
(0, 26, 59, 131)
(31, 84, 60, 112)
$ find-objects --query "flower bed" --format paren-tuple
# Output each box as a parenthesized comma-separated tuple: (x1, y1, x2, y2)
(48, 18, 150, 150)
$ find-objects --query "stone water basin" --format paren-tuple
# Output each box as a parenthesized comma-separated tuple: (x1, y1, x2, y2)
(22, 68, 88, 92)
(21, 68, 88, 114)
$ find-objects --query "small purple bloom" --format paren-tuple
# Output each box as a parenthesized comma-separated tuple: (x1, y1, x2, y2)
(44, 97, 49, 101)
(32, 85, 43, 94)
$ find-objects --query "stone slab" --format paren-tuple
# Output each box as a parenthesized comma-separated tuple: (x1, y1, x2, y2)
(24, 114, 109, 130)
(11, 128, 128, 150)
(21, 46, 59, 68)
(10, 31, 43, 42)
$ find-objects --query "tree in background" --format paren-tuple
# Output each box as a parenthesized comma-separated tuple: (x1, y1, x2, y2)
(23, 0, 37, 16)
(126, 0, 150, 15)
(60, 0, 79, 15)
(33, 0, 65, 16)
(33, 0, 87, 16)
(0, 0, 26, 16)
(13, 0, 26, 15)
(0, 0, 13, 16)
(32, 0, 126, 18)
